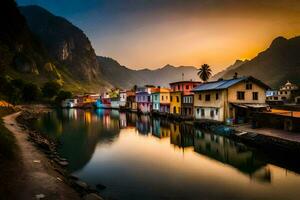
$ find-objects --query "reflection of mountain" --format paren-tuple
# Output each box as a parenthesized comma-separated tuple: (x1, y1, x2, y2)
(36, 109, 121, 172)
(193, 130, 270, 182)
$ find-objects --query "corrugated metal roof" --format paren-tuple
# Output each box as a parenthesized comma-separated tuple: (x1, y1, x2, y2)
(192, 77, 247, 92)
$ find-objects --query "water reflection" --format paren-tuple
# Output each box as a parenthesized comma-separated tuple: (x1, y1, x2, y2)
(35, 109, 300, 200)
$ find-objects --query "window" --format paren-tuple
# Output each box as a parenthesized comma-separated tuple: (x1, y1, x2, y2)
(216, 108, 219, 115)
(199, 94, 202, 100)
(237, 91, 245, 100)
(246, 82, 252, 90)
(178, 85, 180, 90)
(176, 96, 179, 102)
(205, 94, 211, 101)
(252, 92, 258, 100)
(186, 85, 189, 90)
(170, 96, 173, 102)
(148, 96, 150, 102)
(162, 96, 164, 101)
(210, 110, 214, 117)
(197, 108, 200, 114)
(216, 93, 219, 100)
(274, 96, 278, 100)
(201, 109, 205, 117)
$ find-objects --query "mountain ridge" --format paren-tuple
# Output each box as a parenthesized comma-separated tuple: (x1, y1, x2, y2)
(97, 56, 201, 89)
(213, 36, 300, 88)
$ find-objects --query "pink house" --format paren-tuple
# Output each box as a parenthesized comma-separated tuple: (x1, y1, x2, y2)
(169, 81, 202, 95)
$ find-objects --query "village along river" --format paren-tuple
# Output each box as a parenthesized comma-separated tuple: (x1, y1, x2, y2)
(34, 109, 300, 200)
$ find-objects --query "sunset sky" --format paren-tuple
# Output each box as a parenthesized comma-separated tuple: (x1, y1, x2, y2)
(17, 0, 300, 73)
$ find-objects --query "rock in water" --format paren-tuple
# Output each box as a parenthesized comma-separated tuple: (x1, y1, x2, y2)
(83, 193, 104, 200)
(75, 180, 89, 190)
(96, 183, 106, 190)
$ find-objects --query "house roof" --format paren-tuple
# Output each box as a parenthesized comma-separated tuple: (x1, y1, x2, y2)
(169, 80, 202, 86)
(192, 76, 270, 92)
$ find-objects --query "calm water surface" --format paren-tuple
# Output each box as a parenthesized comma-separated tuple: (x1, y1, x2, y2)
(35, 109, 300, 200)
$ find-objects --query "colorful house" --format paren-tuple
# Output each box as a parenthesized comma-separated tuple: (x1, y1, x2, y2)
(61, 98, 78, 108)
(151, 88, 171, 113)
(169, 81, 201, 116)
(182, 94, 194, 118)
(119, 90, 127, 108)
(126, 91, 137, 111)
(110, 97, 120, 109)
(192, 76, 270, 123)
(76, 93, 100, 108)
(95, 92, 111, 109)
(136, 86, 155, 113)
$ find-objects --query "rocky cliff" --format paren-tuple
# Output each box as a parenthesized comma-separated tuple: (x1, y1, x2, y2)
(19, 5, 100, 82)
(0, 0, 47, 75)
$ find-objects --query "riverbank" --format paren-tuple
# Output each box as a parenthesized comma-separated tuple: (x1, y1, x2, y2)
(2, 106, 104, 200)
(233, 124, 300, 153)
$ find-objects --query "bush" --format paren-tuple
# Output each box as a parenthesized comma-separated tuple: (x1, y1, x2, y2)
(22, 83, 41, 102)
(55, 90, 72, 105)
(42, 81, 61, 98)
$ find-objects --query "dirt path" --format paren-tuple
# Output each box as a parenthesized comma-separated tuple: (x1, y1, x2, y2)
(3, 112, 81, 200)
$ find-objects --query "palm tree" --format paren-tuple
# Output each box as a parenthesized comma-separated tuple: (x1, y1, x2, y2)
(197, 64, 212, 82)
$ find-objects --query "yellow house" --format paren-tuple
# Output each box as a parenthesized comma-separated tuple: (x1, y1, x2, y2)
(192, 76, 270, 123)
(170, 91, 181, 115)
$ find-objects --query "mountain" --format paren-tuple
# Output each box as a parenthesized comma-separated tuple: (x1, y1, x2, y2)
(0, 0, 47, 76)
(216, 36, 300, 88)
(19, 5, 105, 85)
(97, 56, 201, 89)
(211, 59, 248, 81)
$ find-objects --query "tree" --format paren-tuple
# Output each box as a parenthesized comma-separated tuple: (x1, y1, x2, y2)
(197, 64, 212, 82)
(55, 90, 72, 104)
(42, 81, 61, 98)
(22, 83, 41, 102)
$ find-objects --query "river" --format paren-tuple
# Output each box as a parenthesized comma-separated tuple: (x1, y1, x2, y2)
(34, 109, 300, 200)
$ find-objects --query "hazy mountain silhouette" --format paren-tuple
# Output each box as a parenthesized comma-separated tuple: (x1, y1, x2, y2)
(215, 36, 300, 88)
(98, 56, 201, 89)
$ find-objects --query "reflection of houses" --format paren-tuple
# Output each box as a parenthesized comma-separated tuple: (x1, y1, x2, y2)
(119, 112, 127, 128)
(169, 81, 201, 116)
(151, 118, 170, 138)
(152, 88, 171, 113)
(136, 115, 151, 135)
(170, 123, 194, 148)
(193, 130, 269, 180)
(193, 76, 270, 123)
(126, 112, 138, 127)
(136, 86, 155, 113)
